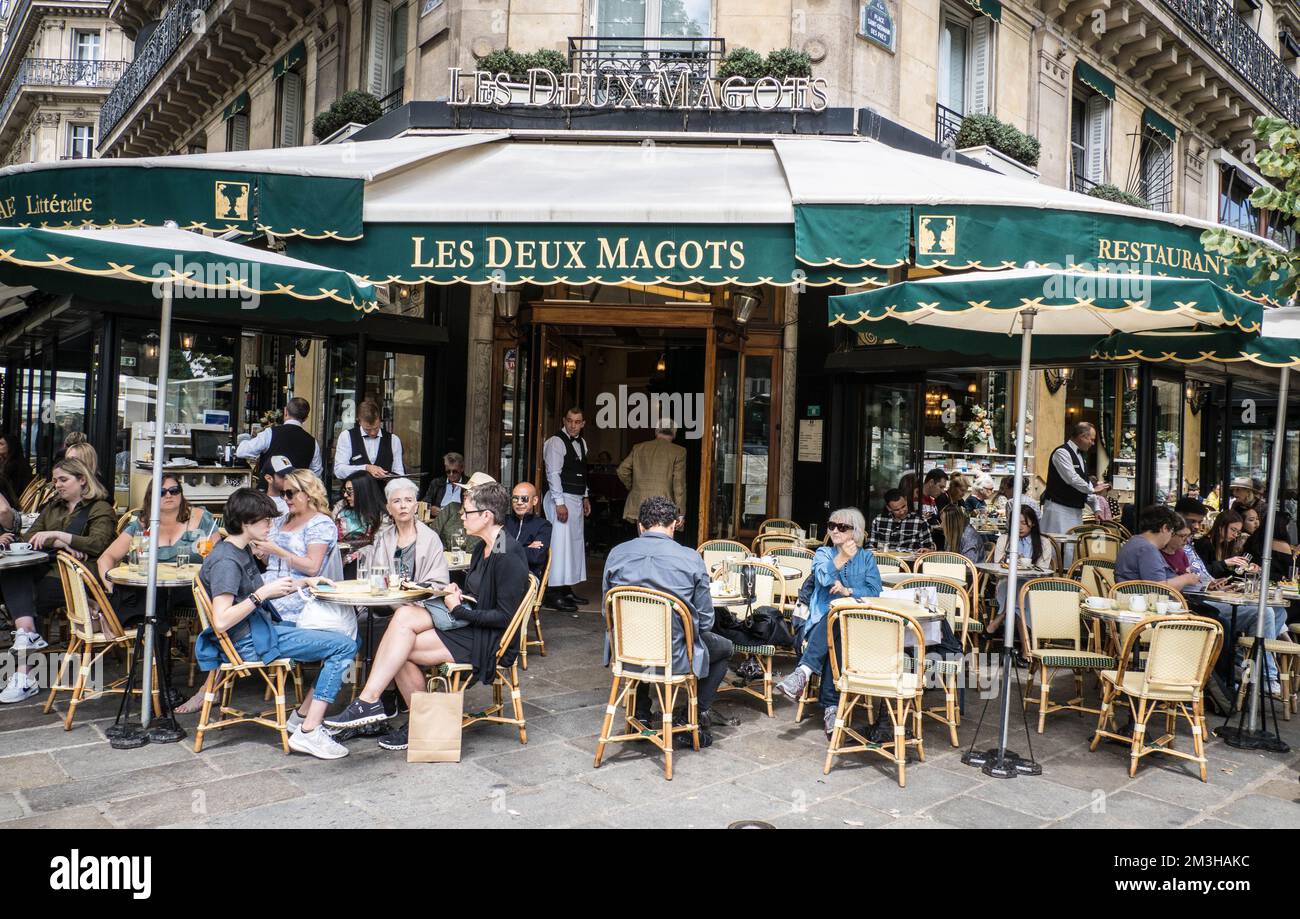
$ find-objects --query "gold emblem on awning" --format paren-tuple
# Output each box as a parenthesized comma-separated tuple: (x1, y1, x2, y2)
(215, 181, 250, 221)
(918, 215, 956, 256)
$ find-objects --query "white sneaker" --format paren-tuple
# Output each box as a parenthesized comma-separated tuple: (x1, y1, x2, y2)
(1268, 679, 1283, 698)
(286, 710, 305, 734)
(288, 725, 349, 760)
(11, 629, 47, 652)
(0, 672, 37, 704)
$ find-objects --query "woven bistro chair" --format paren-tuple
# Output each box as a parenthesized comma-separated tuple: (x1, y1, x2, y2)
(1108, 580, 1186, 657)
(915, 551, 984, 642)
(595, 585, 701, 780)
(1234, 635, 1300, 720)
(768, 546, 813, 596)
(430, 575, 539, 746)
(1019, 577, 1116, 734)
(873, 553, 911, 577)
(190, 579, 295, 754)
(1068, 557, 1117, 598)
(1097, 520, 1131, 540)
(892, 575, 970, 747)
(16, 476, 43, 513)
(116, 510, 142, 536)
(520, 555, 551, 670)
(717, 559, 788, 717)
(1077, 531, 1122, 562)
(823, 600, 927, 786)
(752, 532, 801, 556)
(1089, 614, 1223, 781)
(698, 539, 748, 573)
(45, 553, 144, 731)
(758, 518, 802, 535)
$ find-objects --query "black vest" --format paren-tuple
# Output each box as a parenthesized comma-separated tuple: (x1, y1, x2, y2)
(1043, 442, 1089, 509)
(257, 423, 317, 479)
(558, 431, 587, 496)
(347, 426, 394, 473)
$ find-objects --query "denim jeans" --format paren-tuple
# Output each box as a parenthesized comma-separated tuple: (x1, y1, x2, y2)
(798, 617, 840, 709)
(1203, 601, 1288, 681)
(273, 624, 358, 704)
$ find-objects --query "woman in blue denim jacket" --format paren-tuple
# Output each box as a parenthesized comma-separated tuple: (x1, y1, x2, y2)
(774, 506, 881, 737)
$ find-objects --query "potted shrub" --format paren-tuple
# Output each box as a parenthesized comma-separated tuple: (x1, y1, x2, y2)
(473, 48, 569, 103)
(1086, 183, 1150, 209)
(716, 47, 811, 109)
(312, 91, 383, 141)
(954, 113, 1041, 182)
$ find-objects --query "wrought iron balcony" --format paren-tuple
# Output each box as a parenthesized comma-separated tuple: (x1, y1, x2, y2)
(1071, 172, 1100, 195)
(379, 86, 403, 114)
(935, 102, 963, 146)
(567, 35, 725, 106)
(0, 58, 125, 129)
(99, 0, 213, 139)
(1161, 0, 1300, 124)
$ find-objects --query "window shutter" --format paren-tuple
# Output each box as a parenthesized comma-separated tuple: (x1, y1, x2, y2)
(970, 16, 992, 115)
(228, 114, 249, 152)
(368, 0, 392, 97)
(1084, 94, 1109, 184)
(280, 71, 303, 148)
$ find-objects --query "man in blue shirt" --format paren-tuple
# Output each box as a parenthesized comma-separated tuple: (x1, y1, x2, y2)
(602, 496, 733, 747)
(1115, 505, 1201, 593)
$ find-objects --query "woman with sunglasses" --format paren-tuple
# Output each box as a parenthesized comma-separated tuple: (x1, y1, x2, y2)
(97, 474, 218, 626)
(252, 469, 339, 625)
(333, 471, 386, 544)
(773, 507, 881, 738)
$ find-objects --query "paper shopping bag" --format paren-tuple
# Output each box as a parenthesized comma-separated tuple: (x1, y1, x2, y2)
(407, 690, 464, 763)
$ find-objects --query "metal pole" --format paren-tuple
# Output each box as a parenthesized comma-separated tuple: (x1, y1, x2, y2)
(996, 309, 1036, 756)
(139, 283, 172, 727)
(1246, 365, 1289, 733)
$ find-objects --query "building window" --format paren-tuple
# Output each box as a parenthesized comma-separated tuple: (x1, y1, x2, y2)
(1070, 86, 1109, 193)
(275, 70, 305, 148)
(937, 7, 992, 119)
(367, 0, 408, 108)
(593, 0, 710, 38)
(1134, 131, 1173, 212)
(66, 124, 94, 159)
(226, 114, 248, 152)
(72, 30, 101, 61)
(1218, 161, 1296, 247)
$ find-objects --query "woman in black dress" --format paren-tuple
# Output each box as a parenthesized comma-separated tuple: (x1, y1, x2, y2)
(325, 481, 531, 749)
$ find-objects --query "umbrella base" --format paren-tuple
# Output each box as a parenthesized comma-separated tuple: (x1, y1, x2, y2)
(145, 716, 186, 745)
(1215, 726, 1289, 753)
(106, 724, 151, 749)
(962, 747, 1042, 778)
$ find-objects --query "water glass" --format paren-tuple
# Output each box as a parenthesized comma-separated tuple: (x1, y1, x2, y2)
(370, 563, 389, 594)
(808, 524, 818, 541)
(176, 549, 191, 569)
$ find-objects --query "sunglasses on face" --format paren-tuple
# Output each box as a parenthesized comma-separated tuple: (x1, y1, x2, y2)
(283, 489, 299, 501)
(827, 522, 854, 533)
(160, 485, 183, 497)
(511, 495, 531, 503)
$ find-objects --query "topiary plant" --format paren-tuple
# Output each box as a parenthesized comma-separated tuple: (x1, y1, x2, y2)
(954, 112, 1041, 167)
(1087, 183, 1150, 209)
(716, 47, 767, 82)
(765, 48, 812, 80)
(520, 49, 569, 79)
(475, 47, 526, 81)
(311, 90, 383, 140)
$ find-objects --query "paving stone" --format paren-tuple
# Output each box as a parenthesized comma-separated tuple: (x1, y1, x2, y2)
(767, 796, 895, 829)
(924, 794, 1046, 828)
(607, 780, 785, 829)
(579, 748, 762, 805)
(104, 771, 304, 828)
(0, 793, 23, 820)
(877, 813, 959, 829)
(0, 723, 105, 758)
(51, 734, 197, 779)
(842, 760, 985, 815)
(427, 777, 627, 829)
(0, 804, 112, 828)
(1096, 790, 1199, 828)
(1212, 793, 1300, 828)
(0, 751, 66, 790)
(1186, 818, 1249, 829)
(1125, 763, 1257, 810)
(734, 755, 884, 804)
(969, 775, 1095, 820)
(1251, 778, 1300, 803)
(24, 758, 220, 814)
(524, 687, 613, 714)
(1048, 807, 1147, 829)
(189, 794, 381, 829)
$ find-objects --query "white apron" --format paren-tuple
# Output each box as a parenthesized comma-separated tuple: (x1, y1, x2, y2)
(1039, 500, 1083, 568)
(544, 492, 587, 587)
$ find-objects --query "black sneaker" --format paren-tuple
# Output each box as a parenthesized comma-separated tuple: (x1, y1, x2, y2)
(378, 724, 408, 751)
(566, 590, 590, 605)
(323, 697, 390, 730)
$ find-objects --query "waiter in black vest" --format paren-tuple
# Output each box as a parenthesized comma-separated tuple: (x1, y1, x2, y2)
(333, 399, 403, 481)
(1040, 421, 1110, 562)
(236, 396, 323, 485)
(543, 407, 590, 609)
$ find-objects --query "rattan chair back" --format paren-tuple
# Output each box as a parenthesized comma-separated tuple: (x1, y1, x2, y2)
(1019, 577, 1088, 652)
(1078, 531, 1121, 561)
(916, 551, 976, 589)
(605, 586, 695, 681)
(56, 552, 125, 643)
(698, 539, 747, 572)
(752, 533, 800, 556)
(758, 518, 801, 535)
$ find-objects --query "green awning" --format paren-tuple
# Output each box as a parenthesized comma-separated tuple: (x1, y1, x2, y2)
(1093, 329, 1300, 368)
(273, 42, 306, 79)
(793, 204, 911, 269)
(966, 0, 1002, 20)
(0, 166, 364, 239)
(1142, 108, 1177, 143)
(854, 316, 1099, 360)
(1075, 61, 1115, 100)
(222, 92, 250, 121)
(287, 222, 889, 287)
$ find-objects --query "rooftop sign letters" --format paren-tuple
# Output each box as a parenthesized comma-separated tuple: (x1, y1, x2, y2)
(447, 67, 830, 112)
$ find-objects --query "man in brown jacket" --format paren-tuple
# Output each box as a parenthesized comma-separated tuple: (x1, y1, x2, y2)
(617, 422, 687, 528)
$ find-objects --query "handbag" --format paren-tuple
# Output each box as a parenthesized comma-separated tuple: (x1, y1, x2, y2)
(295, 592, 358, 641)
(425, 597, 469, 631)
(407, 689, 464, 763)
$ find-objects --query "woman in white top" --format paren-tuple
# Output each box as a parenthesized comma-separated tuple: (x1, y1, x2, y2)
(252, 469, 339, 625)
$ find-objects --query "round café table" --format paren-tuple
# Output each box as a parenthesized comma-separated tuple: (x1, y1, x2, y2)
(0, 548, 50, 571)
(311, 579, 436, 687)
(106, 562, 201, 589)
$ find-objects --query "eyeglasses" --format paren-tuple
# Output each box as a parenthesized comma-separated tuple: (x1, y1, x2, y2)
(826, 522, 854, 533)
(282, 489, 299, 501)
(342, 488, 354, 496)
(160, 485, 183, 497)
(461, 507, 491, 518)
(511, 496, 531, 503)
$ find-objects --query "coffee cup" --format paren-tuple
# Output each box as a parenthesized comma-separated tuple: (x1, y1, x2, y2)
(9, 542, 31, 554)
(1155, 600, 1170, 615)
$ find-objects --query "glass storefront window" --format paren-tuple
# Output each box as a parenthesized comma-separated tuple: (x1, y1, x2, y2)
(1153, 377, 1183, 504)
(739, 355, 772, 531)
(863, 382, 917, 516)
(499, 344, 529, 487)
(922, 370, 1016, 475)
(365, 348, 427, 478)
(709, 351, 738, 538)
(327, 340, 360, 489)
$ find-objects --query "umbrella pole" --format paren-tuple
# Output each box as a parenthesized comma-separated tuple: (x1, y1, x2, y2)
(135, 284, 183, 744)
(1218, 365, 1290, 752)
(964, 309, 1042, 778)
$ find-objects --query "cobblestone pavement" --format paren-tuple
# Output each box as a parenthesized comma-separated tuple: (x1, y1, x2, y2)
(3, 592, 1300, 829)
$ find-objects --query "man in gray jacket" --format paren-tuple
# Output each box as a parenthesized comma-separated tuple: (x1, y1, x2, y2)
(601, 496, 733, 746)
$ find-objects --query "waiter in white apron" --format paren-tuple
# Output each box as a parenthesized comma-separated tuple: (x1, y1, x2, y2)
(543, 407, 591, 610)
(1040, 420, 1110, 568)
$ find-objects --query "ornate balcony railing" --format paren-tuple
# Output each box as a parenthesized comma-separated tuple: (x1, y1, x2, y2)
(1161, 0, 1300, 124)
(935, 102, 963, 146)
(379, 86, 404, 114)
(99, 0, 214, 139)
(0, 58, 125, 129)
(567, 35, 725, 106)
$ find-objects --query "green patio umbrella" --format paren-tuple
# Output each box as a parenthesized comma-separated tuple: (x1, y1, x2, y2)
(1091, 314, 1300, 748)
(828, 266, 1264, 776)
(0, 224, 375, 745)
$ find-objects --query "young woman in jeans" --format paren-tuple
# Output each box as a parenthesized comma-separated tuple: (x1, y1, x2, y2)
(194, 488, 357, 760)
